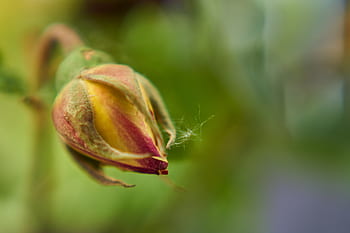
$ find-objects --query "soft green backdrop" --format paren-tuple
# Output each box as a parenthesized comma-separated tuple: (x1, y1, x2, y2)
(1, 0, 350, 233)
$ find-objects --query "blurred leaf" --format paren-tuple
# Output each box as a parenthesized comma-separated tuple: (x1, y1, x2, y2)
(0, 68, 26, 95)
(0, 52, 26, 95)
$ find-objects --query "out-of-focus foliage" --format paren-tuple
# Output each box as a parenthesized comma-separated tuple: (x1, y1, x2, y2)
(1, 0, 350, 233)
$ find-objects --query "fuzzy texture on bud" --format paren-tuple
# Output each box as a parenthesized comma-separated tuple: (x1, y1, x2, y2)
(52, 61, 175, 187)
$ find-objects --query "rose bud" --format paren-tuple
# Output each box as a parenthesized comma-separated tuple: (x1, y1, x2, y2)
(52, 61, 176, 187)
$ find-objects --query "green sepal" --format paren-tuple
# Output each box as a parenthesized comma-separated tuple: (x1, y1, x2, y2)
(55, 47, 114, 92)
(136, 74, 176, 148)
(66, 146, 135, 188)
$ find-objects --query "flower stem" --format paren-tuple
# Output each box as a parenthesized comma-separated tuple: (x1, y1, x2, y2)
(33, 24, 84, 90)
(25, 24, 84, 231)
(25, 96, 53, 231)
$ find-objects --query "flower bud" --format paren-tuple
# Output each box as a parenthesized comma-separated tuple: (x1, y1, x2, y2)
(52, 64, 175, 187)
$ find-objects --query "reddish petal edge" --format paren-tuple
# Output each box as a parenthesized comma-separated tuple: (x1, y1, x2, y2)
(60, 135, 168, 175)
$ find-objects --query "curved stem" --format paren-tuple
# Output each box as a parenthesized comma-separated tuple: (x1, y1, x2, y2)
(25, 96, 53, 231)
(26, 24, 84, 232)
(33, 24, 84, 90)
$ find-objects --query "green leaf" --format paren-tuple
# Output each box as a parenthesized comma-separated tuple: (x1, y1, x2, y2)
(0, 68, 26, 95)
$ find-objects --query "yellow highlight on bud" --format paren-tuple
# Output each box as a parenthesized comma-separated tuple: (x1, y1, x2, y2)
(52, 63, 176, 187)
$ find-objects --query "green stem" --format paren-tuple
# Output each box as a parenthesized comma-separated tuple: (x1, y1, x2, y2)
(25, 96, 53, 232)
(33, 24, 84, 90)
(25, 24, 84, 231)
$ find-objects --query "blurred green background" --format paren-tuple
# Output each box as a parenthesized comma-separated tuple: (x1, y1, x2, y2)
(2, 0, 350, 233)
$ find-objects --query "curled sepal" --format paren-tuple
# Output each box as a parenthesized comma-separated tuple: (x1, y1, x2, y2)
(67, 146, 135, 187)
(136, 74, 176, 149)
